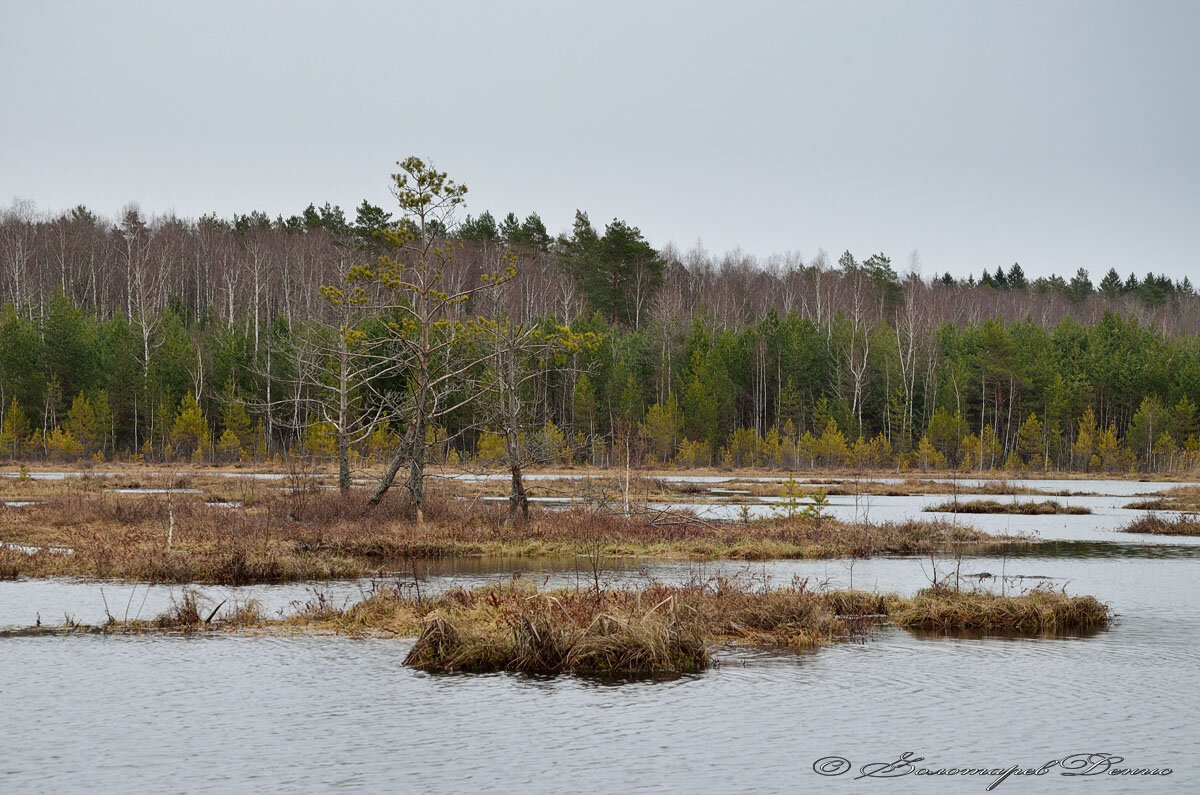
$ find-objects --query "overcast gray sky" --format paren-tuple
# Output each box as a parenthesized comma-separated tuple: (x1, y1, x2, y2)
(3, 0, 1197, 279)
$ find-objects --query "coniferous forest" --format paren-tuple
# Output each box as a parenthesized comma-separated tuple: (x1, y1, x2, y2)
(2, 158, 1199, 477)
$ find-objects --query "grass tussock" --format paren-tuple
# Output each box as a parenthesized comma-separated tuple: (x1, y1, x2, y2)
(892, 585, 1110, 634)
(1120, 513, 1200, 536)
(924, 498, 1090, 515)
(331, 578, 893, 675)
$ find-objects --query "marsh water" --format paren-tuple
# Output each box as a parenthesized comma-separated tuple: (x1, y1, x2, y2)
(2, 476, 1198, 792)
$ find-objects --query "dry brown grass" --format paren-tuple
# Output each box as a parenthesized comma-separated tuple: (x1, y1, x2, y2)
(138, 579, 1109, 674)
(311, 577, 895, 675)
(924, 498, 1091, 515)
(1120, 513, 1200, 536)
(0, 546, 22, 579)
(15, 576, 1110, 675)
(0, 476, 1026, 584)
(892, 585, 1110, 634)
(1127, 486, 1200, 511)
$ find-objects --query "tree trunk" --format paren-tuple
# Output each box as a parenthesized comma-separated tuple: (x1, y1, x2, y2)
(507, 458, 528, 524)
(406, 411, 426, 523)
(337, 343, 351, 491)
(368, 422, 416, 507)
(337, 429, 351, 491)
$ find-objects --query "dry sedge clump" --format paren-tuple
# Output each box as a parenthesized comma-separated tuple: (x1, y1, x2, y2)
(398, 580, 880, 676)
(892, 585, 1110, 634)
(398, 586, 710, 675)
(924, 499, 1091, 515)
(1121, 513, 1200, 536)
(153, 588, 209, 629)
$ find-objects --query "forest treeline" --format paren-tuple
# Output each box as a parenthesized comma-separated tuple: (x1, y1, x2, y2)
(3, 162, 1200, 483)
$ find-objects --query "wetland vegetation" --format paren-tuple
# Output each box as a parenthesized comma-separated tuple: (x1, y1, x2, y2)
(9, 577, 1111, 677)
(923, 498, 1091, 515)
(1121, 513, 1200, 537)
(0, 470, 1019, 583)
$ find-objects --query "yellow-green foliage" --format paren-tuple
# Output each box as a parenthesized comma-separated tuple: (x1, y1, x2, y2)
(92, 390, 112, 453)
(66, 392, 97, 454)
(724, 427, 764, 468)
(536, 420, 569, 464)
(0, 397, 30, 457)
(222, 397, 254, 450)
(1016, 413, 1045, 467)
(45, 426, 83, 460)
(848, 435, 870, 467)
(476, 428, 505, 463)
(364, 421, 398, 459)
(170, 391, 210, 460)
(304, 421, 338, 457)
(642, 395, 682, 462)
(1096, 424, 1131, 471)
(216, 428, 244, 462)
(913, 435, 946, 470)
(868, 432, 893, 467)
(958, 427, 1002, 469)
(1072, 407, 1098, 467)
(816, 418, 848, 467)
(674, 438, 712, 468)
(927, 406, 966, 461)
(763, 426, 784, 467)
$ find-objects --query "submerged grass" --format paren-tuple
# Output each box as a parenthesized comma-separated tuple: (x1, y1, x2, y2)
(924, 498, 1091, 515)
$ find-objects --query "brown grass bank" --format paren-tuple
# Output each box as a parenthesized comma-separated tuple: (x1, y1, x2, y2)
(0, 486, 1024, 583)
